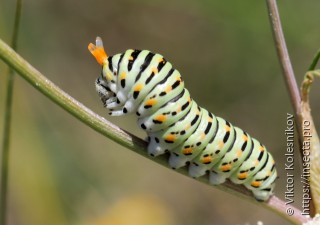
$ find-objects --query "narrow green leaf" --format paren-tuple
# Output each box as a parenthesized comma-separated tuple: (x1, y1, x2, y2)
(1, 1, 22, 224)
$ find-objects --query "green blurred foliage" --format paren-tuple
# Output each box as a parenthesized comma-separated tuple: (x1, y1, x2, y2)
(0, 0, 320, 225)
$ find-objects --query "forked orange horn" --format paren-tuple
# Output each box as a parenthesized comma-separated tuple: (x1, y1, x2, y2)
(88, 38, 108, 65)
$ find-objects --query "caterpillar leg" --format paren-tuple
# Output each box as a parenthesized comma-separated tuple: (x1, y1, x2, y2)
(209, 172, 227, 185)
(252, 187, 274, 201)
(104, 94, 138, 116)
(251, 172, 277, 201)
(188, 163, 208, 178)
(209, 127, 253, 185)
(245, 152, 277, 201)
(108, 101, 138, 116)
(96, 81, 124, 115)
(187, 117, 236, 178)
(147, 136, 167, 156)
(95, 77, 116, 106)
(168, 153, 189, 169)
(105, 97, 118, 106)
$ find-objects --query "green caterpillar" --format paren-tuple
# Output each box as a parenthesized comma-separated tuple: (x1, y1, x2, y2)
(89, 37, 277, 201)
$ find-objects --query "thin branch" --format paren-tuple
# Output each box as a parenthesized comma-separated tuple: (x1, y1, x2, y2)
(265, 0, 301, 117)
(266, 0, 318, 217)
(1, 1, 22, 224)
(0, 39, 310, 225)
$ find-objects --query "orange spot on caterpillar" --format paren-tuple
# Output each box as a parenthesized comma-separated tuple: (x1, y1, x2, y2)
(218, 141, 224, 149)
(165, 134, 176, 142)
(152, 67, 158, 74)
(120, 72, 126, 80)
(134, 84, 143, 92)
(259, 145, 265, 151)
(251, 181, 261, 188)
(129, 56, 134, 60)
(154, 115, 166, 122)
(201, 132, 206, 140)
(242, 134, 248, 141)
(254, 160, 259, 166)
(145, 98, 157, 107)
(182, 147, 193, 155)
(221, 164, 232, 172)
(165, 86, 172, 92)
(225, 125, 231, 132)
(202, 156, 212, 164)
(238, 172, 248, 179)
(236, 149, 242, 157)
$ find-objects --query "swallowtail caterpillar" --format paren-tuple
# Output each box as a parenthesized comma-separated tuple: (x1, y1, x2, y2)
(88, 37, 277, 201)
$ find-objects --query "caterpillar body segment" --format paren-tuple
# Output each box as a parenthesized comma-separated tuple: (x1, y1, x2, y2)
(89, 37, 277, 201)
(137, 89, 192, 132)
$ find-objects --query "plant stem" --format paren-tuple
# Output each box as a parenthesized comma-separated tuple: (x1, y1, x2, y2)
(1, 1, 22, 224)
(0, 38, 310, 224)
(266, 0, 319, 216)
(265, 0, 301, 123)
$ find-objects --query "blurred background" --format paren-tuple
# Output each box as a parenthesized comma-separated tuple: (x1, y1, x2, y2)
(0, 0, 320, 224)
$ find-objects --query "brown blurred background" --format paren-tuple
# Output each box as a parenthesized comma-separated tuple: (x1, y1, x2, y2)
(0, 0, 320, 224)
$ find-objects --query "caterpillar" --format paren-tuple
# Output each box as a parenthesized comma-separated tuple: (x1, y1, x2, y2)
(88, 37, 277, 201)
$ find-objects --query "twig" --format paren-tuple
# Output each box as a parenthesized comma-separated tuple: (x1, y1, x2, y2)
(265, 0, 301, 117)
(266, 0, 318, 216)
(0, 38, 310, 224)
(0, 1, 22, 224)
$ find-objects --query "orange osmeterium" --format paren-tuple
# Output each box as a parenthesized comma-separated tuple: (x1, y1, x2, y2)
(88, 41, 108, 65)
